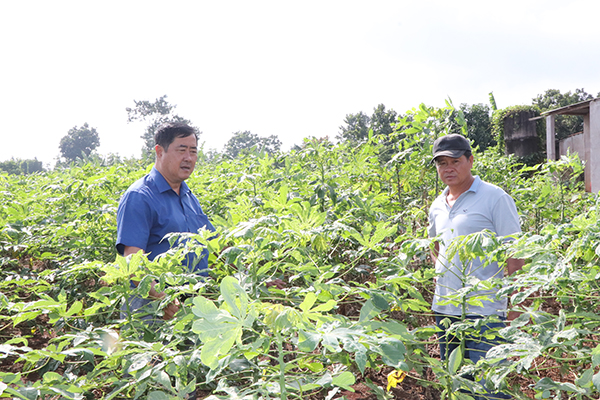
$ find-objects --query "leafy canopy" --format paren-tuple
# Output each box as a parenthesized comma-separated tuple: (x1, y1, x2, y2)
(58, 123, 100, 162)
(222, 130, 282, 158)
(532, 88, 600, 140)
(0, 158, 44, 175)
(337, 104, 398, 143)
(126, 95, 196, 158)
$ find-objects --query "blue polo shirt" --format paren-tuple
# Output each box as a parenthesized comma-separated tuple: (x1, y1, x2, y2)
(116, 167, 215, 275)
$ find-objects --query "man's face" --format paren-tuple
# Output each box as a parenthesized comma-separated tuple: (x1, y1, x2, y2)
(434, 155, 473, 188)
(155, 135, 198, 187)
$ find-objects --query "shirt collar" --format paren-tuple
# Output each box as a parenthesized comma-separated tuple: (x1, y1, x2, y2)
(150, 167, 190, 195)
(469, 176, 482, 192)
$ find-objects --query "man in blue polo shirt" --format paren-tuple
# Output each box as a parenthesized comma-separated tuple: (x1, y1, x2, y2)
(428, 134, 523, 399)
(116, 122, 215, 321)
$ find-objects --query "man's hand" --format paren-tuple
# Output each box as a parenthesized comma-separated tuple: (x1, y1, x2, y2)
(149, 281, 180, 320)
(162, 298, 181, 320)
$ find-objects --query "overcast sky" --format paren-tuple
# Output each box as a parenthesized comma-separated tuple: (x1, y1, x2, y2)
(1, 0, 599, 167)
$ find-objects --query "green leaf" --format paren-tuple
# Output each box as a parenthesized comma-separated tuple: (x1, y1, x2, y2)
(359, 299, 378, 323)
(448, 347, 463, 375)
(332, 371, 355, 391)
(299, 292, 317, 312)
(65, 301, 83, 317)
(147, 391, 170, 400)
(592, 344, 600, 367)
(192, 296, 219, 319)
(576, 368, 593, 389)
(312, 299, 336, 313)
(192, 314, 238, 343)
(371, 293, 389, 311)
(220, 276, 248, 320)
(380, 338, 406, 367)
(42, 371, 63, 384)
(155, 371, 173, 392)
(355, 348, 368, 375)
(298, 329, 320, 352)
(127, 353, 153, 373)
(593, 371, 600, 390)
(200, 326, 241, 369)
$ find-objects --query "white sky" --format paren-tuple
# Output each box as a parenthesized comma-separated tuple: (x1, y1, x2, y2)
(1, 0, 599, 167)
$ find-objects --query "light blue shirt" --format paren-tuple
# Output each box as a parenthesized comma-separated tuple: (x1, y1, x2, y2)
(428, 176, 521, 317)
(116, 167, 215, 275)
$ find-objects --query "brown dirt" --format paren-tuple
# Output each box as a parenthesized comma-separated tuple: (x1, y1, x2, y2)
(0, 314, 55, 382)
(0, 259, 578, 399)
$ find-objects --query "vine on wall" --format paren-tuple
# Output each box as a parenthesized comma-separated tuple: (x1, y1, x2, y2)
(491, 105, 546, 165)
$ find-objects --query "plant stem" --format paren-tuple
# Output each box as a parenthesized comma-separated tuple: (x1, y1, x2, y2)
(275, 331, 287, 400)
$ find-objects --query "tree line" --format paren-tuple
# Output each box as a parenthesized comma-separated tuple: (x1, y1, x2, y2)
(2, 89, 598, 175)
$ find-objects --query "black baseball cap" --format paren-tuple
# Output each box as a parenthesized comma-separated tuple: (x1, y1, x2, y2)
(432, 134, 471, 161)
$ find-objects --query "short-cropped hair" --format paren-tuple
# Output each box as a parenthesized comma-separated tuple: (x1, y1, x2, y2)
(154, 122, 198, 150)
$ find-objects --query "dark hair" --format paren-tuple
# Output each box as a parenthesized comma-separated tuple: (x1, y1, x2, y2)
(154, 122, 198, 150)
(464, 150, 472, 159)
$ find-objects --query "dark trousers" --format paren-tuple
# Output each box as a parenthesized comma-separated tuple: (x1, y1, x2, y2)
(436, 314, 511, 400)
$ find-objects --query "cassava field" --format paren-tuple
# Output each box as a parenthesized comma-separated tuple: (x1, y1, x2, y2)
(2, 103, 600, 399)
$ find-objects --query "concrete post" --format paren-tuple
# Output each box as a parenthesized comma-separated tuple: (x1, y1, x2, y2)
(589, 100, 600, 193)
(583, 113, 591, 192)
(546, 115, 556, 161)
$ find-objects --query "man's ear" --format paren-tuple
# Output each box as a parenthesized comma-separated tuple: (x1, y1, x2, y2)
(155, 144, 163, 158)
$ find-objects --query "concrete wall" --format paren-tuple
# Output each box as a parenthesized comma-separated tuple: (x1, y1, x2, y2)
(504, 110, 539, 157)
(555, 99, 600, 192)
(558, 132, 585, 158)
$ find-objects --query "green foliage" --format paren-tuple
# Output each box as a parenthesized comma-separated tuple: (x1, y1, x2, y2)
(532, 88, 598, 140)
(460, 103, 496, 151)
(59, 123, 100, 162)
(338, 111, 371, 142)
(488, 92, 498, 111)
(0, 158, 44, 175)
(337, 104, 398, 143)
(1, 100, 598, 399)
(491, 104, 545, 164)
(126, 95, 195, 158)
(222, 131, 282, 159)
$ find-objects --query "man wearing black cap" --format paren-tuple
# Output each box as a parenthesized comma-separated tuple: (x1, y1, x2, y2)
(428, 134, 523, 399)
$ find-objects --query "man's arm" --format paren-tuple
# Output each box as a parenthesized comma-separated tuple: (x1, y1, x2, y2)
(431, 241, 439, 265)
(123, 245, 180, 320)
(430, 241, 439, 285)
(506, 257, 525, 321)
(123, 245, 143, 257)
(506, 257, 525, 276)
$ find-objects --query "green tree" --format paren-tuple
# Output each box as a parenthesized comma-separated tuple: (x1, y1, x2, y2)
(338, 111, 370, 142)
(460, 103, 496, 151)
(370, 104, 398, 137)
(223, 131, 282, 158)
(126, 95, 194, 157)
(337, 104, 398, 143)
(0, 158, 44, 175)
(59, 123, 100, 162)
(489, 92, 498, 111)
(532, 88, 599, 140)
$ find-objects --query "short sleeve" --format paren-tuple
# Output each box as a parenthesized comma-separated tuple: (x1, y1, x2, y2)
(492, 193, 521, 238)
(116, 190, 153, 255)
(428, 196, 443, 239)
(428, 210, 436, 238)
